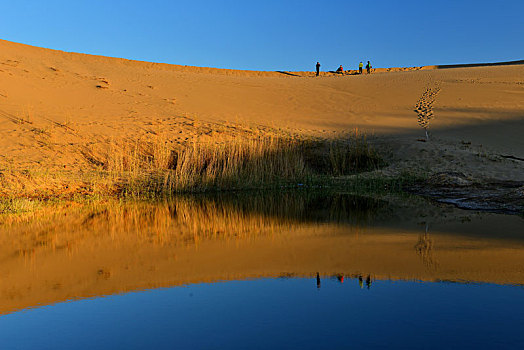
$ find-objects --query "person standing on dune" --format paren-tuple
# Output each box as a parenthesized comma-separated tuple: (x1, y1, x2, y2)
(366, 61, 372, 74)
(359, 61, 363, 74)
(316, 61, 321, 76)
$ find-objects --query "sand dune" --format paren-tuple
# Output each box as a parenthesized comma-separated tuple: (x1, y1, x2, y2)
(0, 39, 523, 314)
(0, 39, 523, 190)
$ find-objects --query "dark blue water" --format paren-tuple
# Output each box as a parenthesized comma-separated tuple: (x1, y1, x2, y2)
(1, 277, 522, 349)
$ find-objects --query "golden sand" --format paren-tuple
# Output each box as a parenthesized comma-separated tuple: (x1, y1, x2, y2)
(0, 39, 522, 193)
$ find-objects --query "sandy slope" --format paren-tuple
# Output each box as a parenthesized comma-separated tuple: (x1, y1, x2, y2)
(0, 39, 523, 182)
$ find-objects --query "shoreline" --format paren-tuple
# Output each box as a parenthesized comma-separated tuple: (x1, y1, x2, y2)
(2, 131, 523, 216)
(0, 39, 522, 215)
(2, 173, 523, 217)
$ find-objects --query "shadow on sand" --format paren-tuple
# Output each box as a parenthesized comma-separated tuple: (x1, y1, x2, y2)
(435, 59, 524, 69)
(276, 71, 301, 77)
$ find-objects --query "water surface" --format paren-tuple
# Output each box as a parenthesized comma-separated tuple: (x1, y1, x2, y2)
(0, 192, 522, 348)
(1, 278, 523, 349)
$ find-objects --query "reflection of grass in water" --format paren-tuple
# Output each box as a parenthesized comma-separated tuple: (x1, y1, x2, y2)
(7, 200, 287, 261)
(182, 191, 386, 226)
(2, 192, 386, 259)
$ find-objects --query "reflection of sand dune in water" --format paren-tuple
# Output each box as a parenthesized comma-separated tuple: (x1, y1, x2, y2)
(0, 193, 523, 315)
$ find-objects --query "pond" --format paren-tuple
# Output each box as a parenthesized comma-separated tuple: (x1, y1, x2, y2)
(0, 192, 523, 349)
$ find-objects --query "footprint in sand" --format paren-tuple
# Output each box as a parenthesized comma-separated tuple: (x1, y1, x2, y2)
(1, 60, 20, 67)
(95, 77, 110, 89)
(414, 84, 441, 139)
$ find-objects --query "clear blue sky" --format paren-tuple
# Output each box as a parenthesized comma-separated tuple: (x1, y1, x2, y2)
(1, 0, 522, 71)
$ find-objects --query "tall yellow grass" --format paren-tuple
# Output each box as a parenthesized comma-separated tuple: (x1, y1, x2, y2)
(100, 132, 383, 196)
(329, 130, 383, 176)
(0, 131, 384, 199)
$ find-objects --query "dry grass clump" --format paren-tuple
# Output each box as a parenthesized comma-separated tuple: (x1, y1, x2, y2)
(0, 168, 96, 200)
(169, 136, 308, 191)
(0, 130, 385, 199)
(0, 198, 40, 214)
(329, 131, 384, 175)
(99, 131, 384, 196)
(100, 135, 308, 195)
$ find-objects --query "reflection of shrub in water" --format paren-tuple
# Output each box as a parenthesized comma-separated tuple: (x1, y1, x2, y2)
(414, 225, 439, 270)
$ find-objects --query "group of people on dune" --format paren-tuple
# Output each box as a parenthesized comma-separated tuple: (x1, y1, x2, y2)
(315, 61, 372, 76)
